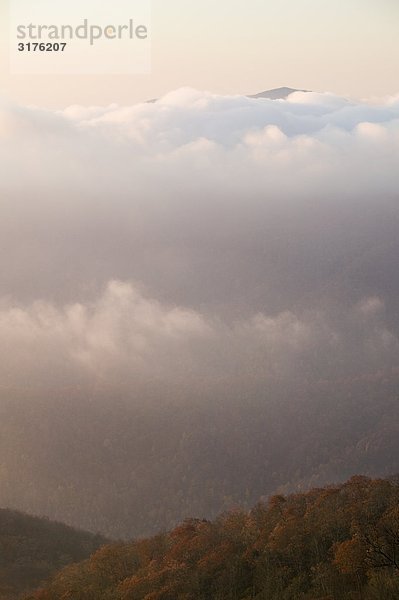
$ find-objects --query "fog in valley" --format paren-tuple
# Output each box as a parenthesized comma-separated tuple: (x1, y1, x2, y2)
(1, 89, 399, 537)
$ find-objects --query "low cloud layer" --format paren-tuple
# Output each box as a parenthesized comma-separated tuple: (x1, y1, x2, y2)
(1, 89, 399, 397)
(0, 282, 398, 399)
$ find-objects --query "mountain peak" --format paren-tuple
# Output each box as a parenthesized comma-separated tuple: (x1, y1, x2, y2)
(249, 87, 309, 100)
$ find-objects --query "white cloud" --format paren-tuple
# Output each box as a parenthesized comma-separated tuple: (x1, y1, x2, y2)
(0, 279, 396, 397)
(0, 89, 399, 395)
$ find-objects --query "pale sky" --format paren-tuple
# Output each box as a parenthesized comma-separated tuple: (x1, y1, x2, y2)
(0, 0, 398, 107)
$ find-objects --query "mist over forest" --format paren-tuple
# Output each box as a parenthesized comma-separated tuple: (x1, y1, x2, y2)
(1, 89, 399, 538)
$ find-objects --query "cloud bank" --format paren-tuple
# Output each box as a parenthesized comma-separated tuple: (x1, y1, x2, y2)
(1, 89, 399, 397)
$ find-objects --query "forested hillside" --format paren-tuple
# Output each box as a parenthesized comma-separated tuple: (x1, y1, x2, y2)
(0, 509, 105, 599)
(24, 476, 399, 600)
(1, 372, 399, 539)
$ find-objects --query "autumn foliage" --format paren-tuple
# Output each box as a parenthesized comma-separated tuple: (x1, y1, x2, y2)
(25, 476, 399, 600)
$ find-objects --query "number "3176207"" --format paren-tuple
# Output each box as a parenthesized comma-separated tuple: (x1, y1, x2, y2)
(18, 42, 67, 52)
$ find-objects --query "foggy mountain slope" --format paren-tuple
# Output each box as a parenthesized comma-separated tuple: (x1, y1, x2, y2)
(0, 508, 105, 599)
(0, 88, 399, 538)
(1, 374, 399, 539)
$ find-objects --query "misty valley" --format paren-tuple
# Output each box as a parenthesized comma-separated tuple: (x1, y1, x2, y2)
(0, 86, 399, 598)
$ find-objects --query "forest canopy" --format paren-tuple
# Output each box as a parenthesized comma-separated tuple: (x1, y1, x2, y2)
(24, 476, 399, 600)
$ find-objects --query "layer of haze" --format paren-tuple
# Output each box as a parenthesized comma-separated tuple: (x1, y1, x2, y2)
(0, 0, 398, 106)
(1, 88, 399, 536)
(1, 89, 399, 397)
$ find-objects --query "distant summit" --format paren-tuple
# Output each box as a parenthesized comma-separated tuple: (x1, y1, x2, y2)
(249, 86, 309, 100)
(147, 87, 310, 104)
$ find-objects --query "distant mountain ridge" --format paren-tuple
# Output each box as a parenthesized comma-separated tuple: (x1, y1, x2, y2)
(249, 86, 309, 99)
(147, 86, 310, 103)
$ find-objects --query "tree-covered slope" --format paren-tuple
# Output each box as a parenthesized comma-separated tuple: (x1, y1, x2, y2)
(0, 509, 106, 599)
(25, 476, 399, 600)
(1, 373, 399, 540)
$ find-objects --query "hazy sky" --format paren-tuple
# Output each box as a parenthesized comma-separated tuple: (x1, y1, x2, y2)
(1, 0, 398, 107)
